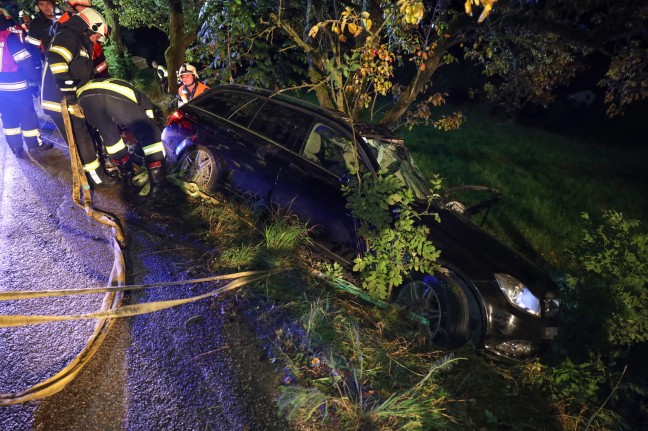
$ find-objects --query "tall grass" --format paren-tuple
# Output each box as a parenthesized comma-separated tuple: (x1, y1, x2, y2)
(401, 104, 648, 270)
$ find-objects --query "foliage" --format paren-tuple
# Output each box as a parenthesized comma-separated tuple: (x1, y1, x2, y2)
(519, 358, 624, 430)
(102, 45, 138, 80)
(565, 211, 648, 351)
(195, 0, 307, 88)
(465, 31, 585, 116)
(110, 0, 202, 33)
(342, 169, 441, 300)
(194, 0, 648, 126)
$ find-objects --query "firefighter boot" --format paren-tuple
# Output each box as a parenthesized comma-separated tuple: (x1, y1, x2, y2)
(86, 168, 120, 189)
(28, 140, 53, 155)
(115, 156, 135, 186)
(147, 163, 168, 199)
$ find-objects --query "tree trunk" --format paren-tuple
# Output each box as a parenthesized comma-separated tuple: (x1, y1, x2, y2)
(379, 40, 454, 127)
(103, 0, 124, 56)
(166, 0, 196, 95)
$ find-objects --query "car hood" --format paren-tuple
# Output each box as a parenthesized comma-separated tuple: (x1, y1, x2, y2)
(422, 208, 557, 297)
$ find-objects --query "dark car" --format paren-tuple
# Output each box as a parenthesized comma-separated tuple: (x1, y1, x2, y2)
(161, 85, 560, 361)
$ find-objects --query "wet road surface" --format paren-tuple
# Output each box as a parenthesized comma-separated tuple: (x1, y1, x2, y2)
(0, 123, 289, 430)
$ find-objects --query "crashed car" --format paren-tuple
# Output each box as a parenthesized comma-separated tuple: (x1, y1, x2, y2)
(161, 85, 560, 361)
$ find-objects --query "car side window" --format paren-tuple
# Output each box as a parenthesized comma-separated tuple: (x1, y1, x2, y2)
(303, 124, 367, 176)
(249, 102, 312, 150)
(192, 91, 255, 118)
(228, 98, 263, 127)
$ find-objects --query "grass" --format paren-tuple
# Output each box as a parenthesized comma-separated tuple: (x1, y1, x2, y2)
(400, 104, 648, 271)
(148, 79, 643, 429)
(169, 178, 632, 430)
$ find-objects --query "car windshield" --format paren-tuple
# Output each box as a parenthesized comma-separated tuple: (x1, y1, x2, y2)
(364, 137, 431, 200)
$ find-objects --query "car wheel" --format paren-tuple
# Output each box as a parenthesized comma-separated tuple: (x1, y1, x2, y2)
(177, 145, 220, 193)
(396, 269, 482, 349)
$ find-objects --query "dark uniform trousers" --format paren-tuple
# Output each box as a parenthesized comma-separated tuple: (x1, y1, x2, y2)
(1, 26, 45, 154)
(41, 64, 97, 166)
(77, 79, 165, 168)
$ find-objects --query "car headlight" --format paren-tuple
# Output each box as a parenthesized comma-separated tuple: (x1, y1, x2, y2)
(495, 273, 540, 317)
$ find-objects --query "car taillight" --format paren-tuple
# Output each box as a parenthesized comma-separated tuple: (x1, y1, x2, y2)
(166, 110, 194, 131)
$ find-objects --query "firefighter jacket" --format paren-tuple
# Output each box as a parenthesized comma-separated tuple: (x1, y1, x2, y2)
(26, 11, 55, 60)
(156, 64, 167, 80)
(77, 78, 155, 118)
(55, 11, 109, 77)
(177, 81, 208, 107)
(77, 77, 165, 165)
(43, 14, 94, 113)
(0, 25, 40, 89)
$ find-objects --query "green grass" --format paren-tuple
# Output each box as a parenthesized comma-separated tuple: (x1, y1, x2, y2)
(400, 104, 648, 271)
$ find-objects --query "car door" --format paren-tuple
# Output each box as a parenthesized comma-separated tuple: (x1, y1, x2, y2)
(271, 121, 372, 263)
(224, 99, 313, 206)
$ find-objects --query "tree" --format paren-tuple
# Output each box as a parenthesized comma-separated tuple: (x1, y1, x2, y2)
(112, 0, 202, 93)
(197, 0, 648, 126)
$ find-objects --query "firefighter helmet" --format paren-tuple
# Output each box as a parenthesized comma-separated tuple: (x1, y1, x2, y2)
(67, 0, 92, 8)
(177, 63, 198, 78)
(77, 7, 109, 43)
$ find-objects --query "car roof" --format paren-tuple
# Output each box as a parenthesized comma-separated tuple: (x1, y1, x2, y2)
(207, 85, 402, 142)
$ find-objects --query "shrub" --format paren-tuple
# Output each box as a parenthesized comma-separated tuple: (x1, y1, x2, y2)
(565, 211, 648, 351)
(342, 169, 442, 300)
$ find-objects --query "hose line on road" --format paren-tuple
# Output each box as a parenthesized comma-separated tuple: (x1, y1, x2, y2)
(0, 268, 288, 405)
(0, 101, 126, 406)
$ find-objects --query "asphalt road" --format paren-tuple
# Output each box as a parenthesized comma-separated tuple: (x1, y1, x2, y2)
(0, 122, 289, 430)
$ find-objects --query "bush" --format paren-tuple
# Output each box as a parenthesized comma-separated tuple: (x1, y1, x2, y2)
(343, 169, 442, 300)
(103, 44, 138, 81)
(565, 211, 648, 352)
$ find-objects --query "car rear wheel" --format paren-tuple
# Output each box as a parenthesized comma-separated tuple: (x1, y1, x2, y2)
(396, 269, 482, 349)
(177, 145, 220, 193)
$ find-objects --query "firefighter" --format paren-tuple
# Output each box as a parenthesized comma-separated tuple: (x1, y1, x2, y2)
(0, 14, 52, 156)
(176, 63, 209, 107)
(152, 60, 168, 93)
(46, 7, 115, 187)
(47, 0, 113, 175)
(77, 78, 168, 197)
(53, 0, 108, 77)
(19, 10, 32, 31)
(26, 0, 62, 64)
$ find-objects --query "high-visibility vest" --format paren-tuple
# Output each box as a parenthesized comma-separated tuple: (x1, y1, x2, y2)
(0, 29, 20, 73)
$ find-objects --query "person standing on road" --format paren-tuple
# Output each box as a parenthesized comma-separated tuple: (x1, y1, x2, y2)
(46, 7, 116, 187)
(26, 0, 61, 65)
(176, 63, 209, 107)
(0, 14, 53, 157)
(77, 78, 168, 197)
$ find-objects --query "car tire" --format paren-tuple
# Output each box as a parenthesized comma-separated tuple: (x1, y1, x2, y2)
(396, 269, 482, 349)
(177, 145, 220, 193)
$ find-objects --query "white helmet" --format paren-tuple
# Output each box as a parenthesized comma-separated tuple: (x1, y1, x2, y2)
(67, 0, 92, 7)
(177, 63, 199, 78)
(77, 7, 109, 43)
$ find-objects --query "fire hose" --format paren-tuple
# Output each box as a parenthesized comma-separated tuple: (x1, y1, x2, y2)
(0, 99, 127, 406)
